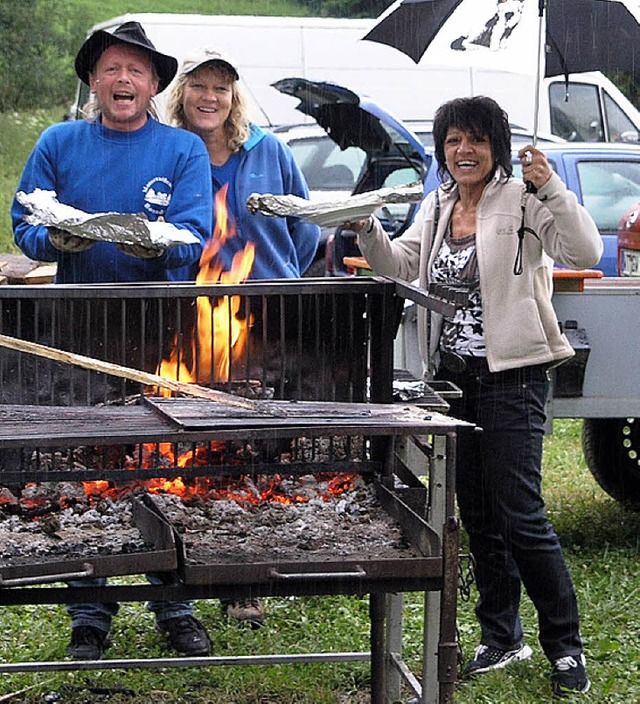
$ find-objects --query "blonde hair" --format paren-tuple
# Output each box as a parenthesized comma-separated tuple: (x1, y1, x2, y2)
(167, 63, 251, 152)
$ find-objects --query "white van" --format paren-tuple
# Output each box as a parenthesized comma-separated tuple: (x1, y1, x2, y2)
(72, 12, 640, 143)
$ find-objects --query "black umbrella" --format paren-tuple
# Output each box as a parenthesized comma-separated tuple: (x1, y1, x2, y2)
(365, 0, 640, 75)
(364, 0, 640, 140)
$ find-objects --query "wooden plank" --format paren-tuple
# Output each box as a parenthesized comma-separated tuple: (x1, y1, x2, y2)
(144, 397, 464, 432)
(23, 265, 56, 285)
(0, 254, 42, 283)
(0, 334, 260, 412)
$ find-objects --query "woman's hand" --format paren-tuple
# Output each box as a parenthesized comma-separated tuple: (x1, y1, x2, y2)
(518, 145, 553, 191)
(341, 216, 375, 233)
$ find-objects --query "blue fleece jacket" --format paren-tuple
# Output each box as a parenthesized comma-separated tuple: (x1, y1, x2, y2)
(12, 117, 212, 283)
(211, 125, 320, 280)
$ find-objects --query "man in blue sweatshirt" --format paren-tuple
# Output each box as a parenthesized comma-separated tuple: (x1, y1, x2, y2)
(12, 21, 212, 284)
(11, 21, 212, 661)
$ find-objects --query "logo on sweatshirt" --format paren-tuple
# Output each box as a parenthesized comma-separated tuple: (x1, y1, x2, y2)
(143, 177, 173, 215)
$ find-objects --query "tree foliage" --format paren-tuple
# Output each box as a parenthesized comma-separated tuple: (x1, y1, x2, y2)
(0, 0, 90, 111)
(303, 0, 389, 18)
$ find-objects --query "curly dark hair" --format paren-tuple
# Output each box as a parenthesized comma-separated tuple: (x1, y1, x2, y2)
(432, 96, 512, 187)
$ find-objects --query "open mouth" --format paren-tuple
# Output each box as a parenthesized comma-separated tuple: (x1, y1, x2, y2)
(113, 93, 134, 102)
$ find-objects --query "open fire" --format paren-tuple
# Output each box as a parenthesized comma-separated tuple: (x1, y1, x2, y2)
(72, 186, 282, 505)
(157, 184, 256, 388)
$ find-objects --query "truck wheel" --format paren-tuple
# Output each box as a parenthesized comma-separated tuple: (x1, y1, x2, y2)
(582, 418, 640, 508)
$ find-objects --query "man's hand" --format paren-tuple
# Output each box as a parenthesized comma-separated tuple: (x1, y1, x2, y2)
(116, 243, 164, 259)
(48, 227, 94, 253)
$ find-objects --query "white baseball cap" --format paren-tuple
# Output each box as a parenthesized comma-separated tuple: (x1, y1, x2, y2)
(179, 47, 240, 80)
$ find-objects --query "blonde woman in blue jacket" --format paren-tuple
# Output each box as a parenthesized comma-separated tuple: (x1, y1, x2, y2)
(344, 96, 602, 699)
(167, 47, 320, 281)
(167, 48, 320, 627)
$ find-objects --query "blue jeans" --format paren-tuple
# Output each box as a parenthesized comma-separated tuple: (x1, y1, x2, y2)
(66, 574, 193, 633)
(437, 362, 583, 661)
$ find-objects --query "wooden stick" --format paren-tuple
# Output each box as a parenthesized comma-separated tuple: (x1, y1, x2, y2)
(0, 333, 258, 411)
(0, 680, 55, 702)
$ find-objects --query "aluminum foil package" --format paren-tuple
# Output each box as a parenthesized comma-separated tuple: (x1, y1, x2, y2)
(246, 182, 423, 227)
(16, 189, 199, 249)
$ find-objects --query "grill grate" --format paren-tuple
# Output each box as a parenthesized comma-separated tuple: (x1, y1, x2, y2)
(0, 279, 396, 408)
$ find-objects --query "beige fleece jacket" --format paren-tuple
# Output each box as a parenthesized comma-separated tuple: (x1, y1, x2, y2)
(358, 171, 603, 374)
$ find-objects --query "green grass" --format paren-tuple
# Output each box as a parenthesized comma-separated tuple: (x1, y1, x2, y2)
(73, 0, 313, 25)
(0, 420, 638, 702)
(0, 106, 66, 253)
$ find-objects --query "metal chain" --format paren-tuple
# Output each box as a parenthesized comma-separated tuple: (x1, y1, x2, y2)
(458, 551, 476, 603)
(456, 551, 476, 671)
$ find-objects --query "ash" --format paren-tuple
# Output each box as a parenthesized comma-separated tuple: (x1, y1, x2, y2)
(150, 474, 418, 564)
(0, 484, 150, 567)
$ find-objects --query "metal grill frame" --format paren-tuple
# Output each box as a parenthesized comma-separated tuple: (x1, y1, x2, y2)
(0, 278, 464, 704)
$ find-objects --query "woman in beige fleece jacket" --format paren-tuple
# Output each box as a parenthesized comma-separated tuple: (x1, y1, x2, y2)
(344, 96, 602, 698)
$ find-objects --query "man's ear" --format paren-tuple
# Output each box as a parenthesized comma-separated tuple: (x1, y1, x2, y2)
(88, 73, 98, 93)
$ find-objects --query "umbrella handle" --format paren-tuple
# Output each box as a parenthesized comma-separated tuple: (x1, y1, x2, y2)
(531, 2, 545, 148)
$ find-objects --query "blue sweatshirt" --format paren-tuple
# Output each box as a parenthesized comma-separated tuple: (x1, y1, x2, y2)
(12, 117, 212, 283)
(211, 125, 320, 280)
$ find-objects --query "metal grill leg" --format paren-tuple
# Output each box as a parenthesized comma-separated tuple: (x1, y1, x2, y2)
(385, 592, 403, 702)
(370, 593, 386, 704)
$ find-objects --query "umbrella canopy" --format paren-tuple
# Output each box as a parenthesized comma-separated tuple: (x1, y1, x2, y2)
(364, 0, 640, 81)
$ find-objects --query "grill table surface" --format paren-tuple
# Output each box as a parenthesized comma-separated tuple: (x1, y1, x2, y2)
(0, 399, 469, 447)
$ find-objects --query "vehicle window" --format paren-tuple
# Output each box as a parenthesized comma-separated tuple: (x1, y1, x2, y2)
(75, 82, 93, 119)
(577, 160, 640, 230)
(286, 136, 365, 192)
(603, 92, 640, 144)
(323, 144, 367, 188)
(416, 131, 433, 147)
(374, 166, 423, 235)
(549, 82, 604, 142)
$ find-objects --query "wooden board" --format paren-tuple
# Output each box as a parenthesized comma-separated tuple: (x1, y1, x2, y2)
(0, 254, 56, 284)
(23, 265, 57, 284)
(144, 396, 468, 433)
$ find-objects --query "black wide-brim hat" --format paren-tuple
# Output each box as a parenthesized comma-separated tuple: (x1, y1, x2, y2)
(75, 21, 178, 93)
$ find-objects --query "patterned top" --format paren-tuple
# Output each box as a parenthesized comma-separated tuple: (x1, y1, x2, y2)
(431, 220, 486, 357)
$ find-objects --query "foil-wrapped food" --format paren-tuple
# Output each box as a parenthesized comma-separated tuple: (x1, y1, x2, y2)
(246, 182, 423, 227)
(16, 189, 199, 249)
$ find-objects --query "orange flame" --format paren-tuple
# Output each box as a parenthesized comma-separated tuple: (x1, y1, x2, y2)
(157, 184, 255, 390)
